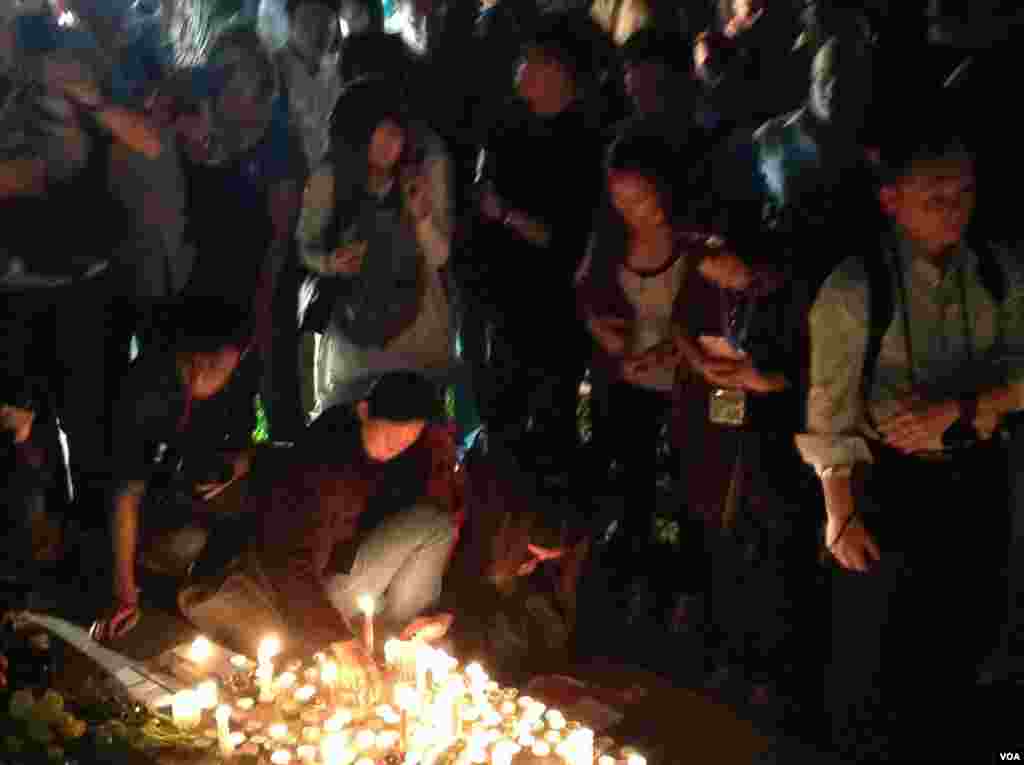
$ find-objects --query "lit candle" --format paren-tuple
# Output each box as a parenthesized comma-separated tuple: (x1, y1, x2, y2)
(626, 755, 647, 765)
(196, 680, 218, 710)
(544, 730, 562, 744)
(277, 672, 298, 692)
(357, 595, 375, 656)
(531, 741, 551, 758)
(384, 639, 402, 671)
(394, 682, 417, 752)
(492, 740, 519, 765)
(271, 750, 292, 765)
(297, 744, 318, 763)
(302, 726, 321, 744)
(321, 661, 339, 706)
(499, 701, 517, 717)
(269, 723, 290, 741)
(547, 716, 566, 732)
(258, 636, 282, 703)
(321, 731, 353, 765)
(323, 710, 351, 733)
(171, 690, 201, 731)
(598, 757, 616, 765)
(353, 729, 376, 752)
(376, 730, 399, 750)
(415, 642, 434, 696)
(216, 704, 235, 759)
(230, 654, 250, 671)
(517, 734, 535, 749)
(190, 635, 213, 664)
(236, 697, 255, 711)
(294, 685, 317, 705)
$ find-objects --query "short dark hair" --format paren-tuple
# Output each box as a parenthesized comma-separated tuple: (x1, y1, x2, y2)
(606, 131, 680, 217)
(286, 0, 340, 16)
(328, 74, 410, 157)
(366, 371, 443, 423)
(523, 12, 603, 89)
(870, 101, 971, 187)
(157, 298, 253, 355)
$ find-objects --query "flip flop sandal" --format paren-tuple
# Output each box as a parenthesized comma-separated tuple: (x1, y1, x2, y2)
(89, 601, 140, 643)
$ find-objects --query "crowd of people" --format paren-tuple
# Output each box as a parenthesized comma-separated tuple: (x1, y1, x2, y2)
(3, 0, 1024, 761)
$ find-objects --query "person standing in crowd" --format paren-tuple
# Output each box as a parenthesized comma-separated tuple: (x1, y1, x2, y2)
(798, 110, 1024, 760)
(464, 14, 604, 475)
(89, 300, 258, 643)
(1, 10, 161, 511)
(178, 26, 303, 441)
(273, 0, 342, 173)
(298, 76, 454, 417)
(179, 371, 463, 670)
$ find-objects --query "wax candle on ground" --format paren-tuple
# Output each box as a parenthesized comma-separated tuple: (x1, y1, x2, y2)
(189, 636, 213, 663)
(276, 672, 298, 691)
(196, 680, 218, 710)
(357, 595, 375, 656)
(231, 654, 250, 670)
(215, 705, 235, 758)
(294, 685, 317, 704)
(271, 750, 292, 764)
(171, 690, 201, 731)
(237, 697, 256, 711)
(269, 723, 290, 741)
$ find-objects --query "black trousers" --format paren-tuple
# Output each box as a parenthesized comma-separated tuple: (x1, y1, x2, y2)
(827, 440, 1011, 760)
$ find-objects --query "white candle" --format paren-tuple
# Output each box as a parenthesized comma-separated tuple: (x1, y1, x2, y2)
(499, 701, 517, 717)
(492, 740, 519, 765)
(626, 756, 647, 765)
(297, 744, 318, 762)
(321, 661, 339, 705)
(271, 750, 292, 765)
(598, 757, 616, 765)
(216, 705, 235, 759)
(189, 635, 213, 664)
(258, 636, 282, 703)
(324, 710, 351, 733)
(236, 697, 256, 711)
(357, 595, 376, 656)
(354, 729, 376, 752)
(531, 741, 551, 757)
(544, 730, 561, 744)
(321, 732, 354, 765)
(415, 642, 434, 696)
(269, 723, 290, 741)
(294, 685, 317, 705)
(230, 654, 250, 671)
(196, 680, 218, 710)
(384, 639, 403, 671)
(276, 672, 298, 692)
(171, 690, 201, 731)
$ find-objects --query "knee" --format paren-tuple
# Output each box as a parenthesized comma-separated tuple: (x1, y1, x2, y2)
(406, 503, 457, 546)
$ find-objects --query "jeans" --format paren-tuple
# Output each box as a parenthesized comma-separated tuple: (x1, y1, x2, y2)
(323, 503, 456, 636)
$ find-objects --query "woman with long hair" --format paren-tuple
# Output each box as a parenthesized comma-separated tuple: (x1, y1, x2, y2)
(297, 75, 454, 416)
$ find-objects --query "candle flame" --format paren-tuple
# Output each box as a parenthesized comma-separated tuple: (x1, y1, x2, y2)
(321, 661, 339, 685)
(258, 635, 282, 663)
(215, 704, 232, 723)
(189, 635, 213, 662)
(357, 594, 375, 615)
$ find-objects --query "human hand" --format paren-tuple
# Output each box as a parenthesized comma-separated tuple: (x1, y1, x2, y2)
(587, 316, 631, 357)
(478, 183, 503, 222)
(400, 613, 454, 642)
(329, 639, 381, 702)
(825, 512, 880, 573)
(327, 241, 368, 276)
(876, 397, 959, 454)
(402, 168, 433, 222)
(0, 405, 34, 444)
(698, 251, 752, 291)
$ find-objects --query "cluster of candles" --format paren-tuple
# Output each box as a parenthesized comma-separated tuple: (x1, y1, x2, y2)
(165, 600, 650, 765)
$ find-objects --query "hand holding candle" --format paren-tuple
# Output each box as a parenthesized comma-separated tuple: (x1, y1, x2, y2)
(215, 704, 235, 759)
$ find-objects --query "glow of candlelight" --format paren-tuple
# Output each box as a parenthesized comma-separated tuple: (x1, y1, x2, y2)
(276, 672, 298, 691)
(598, 756, 616, 765)
(375, 730, 399, 750)
(231, 654, 250, 670)
(258, 635, 282, 664)
(189, 636, 213, 663)
(229, 732, 247, 747)
(215, 705, 234, 758)
(171, 690, 201, 731)
(355, 759, 374, 765)
(492, 740, 520, 765)
(269, 723, 290, 741)
(236, 697, 255, 711)
(321, 732, 352, 765)
(196, 680, 218, 710)
(271, 750, 292, 765)
(353, 729, 376, 752)
(626, 756, 647, 765)
(294, 685, 317, 704)
(384, 638, 402, 669)
(544, 730, 562, 744)
(323, 710, 351, 732)
(531, 741, 551, 757)
(297, 744, 318, 762)
(357, 595, 375, 655)
(302, 726, 321, 743)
